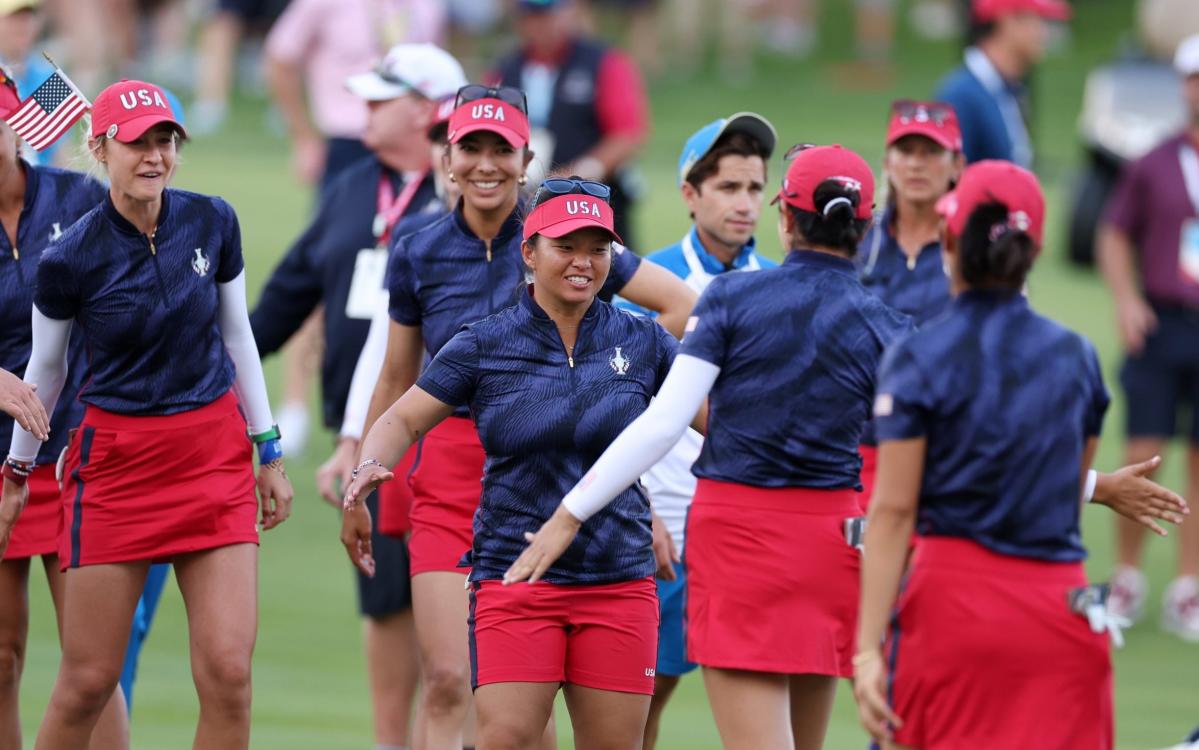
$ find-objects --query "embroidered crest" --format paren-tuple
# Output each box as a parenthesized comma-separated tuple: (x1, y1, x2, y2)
(191, 247, 211, 277)
(609, 346, 630, 376)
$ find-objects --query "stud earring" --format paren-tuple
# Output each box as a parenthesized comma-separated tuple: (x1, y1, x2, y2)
(447, 171, 456, 183)
(518, 174, 528, 186)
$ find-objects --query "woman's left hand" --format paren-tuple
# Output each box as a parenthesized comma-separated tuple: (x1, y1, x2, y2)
(853, 650, 902, 743)
(257, 459, 294, 531)
(503, 505, 582, 584)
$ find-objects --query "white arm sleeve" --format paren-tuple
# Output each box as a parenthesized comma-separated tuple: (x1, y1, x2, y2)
(340, 294, 391, 440)
(562, 353, 720, 521)
(218, 271, 275, 435)
(8, 309, 72, 462)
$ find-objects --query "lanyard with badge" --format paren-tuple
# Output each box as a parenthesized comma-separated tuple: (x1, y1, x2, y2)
(346, 170, 427, 320)
(1176, 142, 1199, 287)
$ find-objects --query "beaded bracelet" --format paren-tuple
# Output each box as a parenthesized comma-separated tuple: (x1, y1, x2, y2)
(2, 457, 32, 487)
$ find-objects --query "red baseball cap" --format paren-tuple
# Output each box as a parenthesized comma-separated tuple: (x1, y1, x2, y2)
(772, 144, 874, 220)
(0, 66, 21, 120)
(935, 160, 1045, 245)
(522, 193, 622, 244)
(886, 100, 963, 152)
(448, 97, 530, 148)
(91, 80, 187, 143)
(972, 0, 1071, 22)
(427, 95, 456, 142)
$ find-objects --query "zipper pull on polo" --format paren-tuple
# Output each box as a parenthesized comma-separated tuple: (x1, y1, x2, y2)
(484, 238, 492, 263)
(11, 245, 17, 261)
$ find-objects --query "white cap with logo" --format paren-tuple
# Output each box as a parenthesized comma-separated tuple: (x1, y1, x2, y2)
(346, 43, 467, 102)
(1175, 33, 1199, 78)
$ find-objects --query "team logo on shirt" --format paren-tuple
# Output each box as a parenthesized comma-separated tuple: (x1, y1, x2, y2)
(49, 222, 62, 241)
(609, 347, 630, 375)
(191, 247, 210, 277)
(873, 393, 894, 417)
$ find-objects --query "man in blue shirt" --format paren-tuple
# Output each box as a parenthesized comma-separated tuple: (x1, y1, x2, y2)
(935, 0, 1070, 167)
(618, 111, 778, 750)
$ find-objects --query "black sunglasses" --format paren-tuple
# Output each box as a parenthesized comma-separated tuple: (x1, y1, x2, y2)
(455, 84, 528, 115)
(534, 177, 612, 204)
(891, 100, 954, 126)
(782, 142, 817, 163)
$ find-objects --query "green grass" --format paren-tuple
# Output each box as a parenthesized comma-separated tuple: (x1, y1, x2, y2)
(17, 1, 1199, 746)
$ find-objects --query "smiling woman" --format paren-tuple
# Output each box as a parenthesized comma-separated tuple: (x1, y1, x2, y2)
(343, 175, 678, 749)
(0, 79, 292, 750)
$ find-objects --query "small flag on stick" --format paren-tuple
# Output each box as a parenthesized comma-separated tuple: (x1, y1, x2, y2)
(3, 54, 90, 152)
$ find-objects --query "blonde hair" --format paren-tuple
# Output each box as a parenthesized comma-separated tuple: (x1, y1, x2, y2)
(77, 113, 184, 181)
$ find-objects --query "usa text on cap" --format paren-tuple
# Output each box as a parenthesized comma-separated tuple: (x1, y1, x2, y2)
(448, 97, 530, 148)
(523, 193, 622, 244)
(971, 0, 1071, 22)
(91, 80, 186, 142)
(935, 159, 1045, 246)
(677, 112, 778, 187)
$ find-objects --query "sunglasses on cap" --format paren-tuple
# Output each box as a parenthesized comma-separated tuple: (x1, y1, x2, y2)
(534, 177, 612, 204)
(455, 84, 527, 115)
(782, 142, 817, 163)
(891, 100, 954, 126)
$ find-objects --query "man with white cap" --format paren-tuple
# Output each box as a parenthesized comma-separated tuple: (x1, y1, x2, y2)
(1097, 33, 1199, 643)
(616, 112, 777, 749)
(249, 44, 467, 750)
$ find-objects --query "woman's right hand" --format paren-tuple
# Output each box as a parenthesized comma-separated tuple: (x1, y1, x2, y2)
(853, 650, 902, 744)
(0, 477, 29, 559)
(316, 437, 359, 508)
(0, 369, 48, 441)
(1115, 295, 1157, 355)
(341, 500, 376, 577)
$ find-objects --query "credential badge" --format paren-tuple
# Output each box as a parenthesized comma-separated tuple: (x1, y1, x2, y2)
(191, 247, 211, 277)
(609, 346, 630, 376)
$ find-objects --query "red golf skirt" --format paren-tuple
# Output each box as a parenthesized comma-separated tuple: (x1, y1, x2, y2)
(887, 537, 1113, 749)
(469, 577, 659, 694)
(685, 478, 861, 676)
(407, 416, 484, 576)
(377, 445, 418, 538)
(59, 391, 259, 570)
(857, 444, 877, 510)
(3, 465, 61, 561)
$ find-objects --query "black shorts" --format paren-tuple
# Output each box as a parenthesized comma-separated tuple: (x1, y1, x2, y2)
(355, 493, 412, 618)
(1120, 304, 1199, 443)
(217, 0, 290, 23)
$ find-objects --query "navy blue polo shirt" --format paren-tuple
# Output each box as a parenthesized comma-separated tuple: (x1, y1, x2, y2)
(250, 158, 439, 430)
(417, 289, 677, 584)
(35, 189, 245, 415)
(0, 165, 105, 463)
(874, 291, 1109, 562)
(388, 201, 642, 361)
(681, 250, 913, 489)
(856, 208, 951, 326)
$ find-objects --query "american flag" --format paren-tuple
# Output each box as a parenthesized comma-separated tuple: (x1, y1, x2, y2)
(4, 69, 90, 152)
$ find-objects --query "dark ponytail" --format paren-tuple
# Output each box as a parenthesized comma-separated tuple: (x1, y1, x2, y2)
(787, 178, 870, 255)
(958, 202, 1036, 290)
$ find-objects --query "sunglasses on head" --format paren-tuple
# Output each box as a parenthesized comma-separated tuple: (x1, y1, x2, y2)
(535, 177, 612, 203)
(782, 142, 817, 163)
(891, 100, 953, 126)
(455, 84, 528, 115)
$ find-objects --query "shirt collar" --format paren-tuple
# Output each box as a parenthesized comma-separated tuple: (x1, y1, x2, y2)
(880, 204, 944, 258)
(784, 248, 856, 276)
(102, 188, 171, 236)
(518, 282, 601, 323)
(451, 197, 526, 244)
(956, 288, 1029, 308)
(964, 46, 1021, 95)
(687, 225, 758, 273)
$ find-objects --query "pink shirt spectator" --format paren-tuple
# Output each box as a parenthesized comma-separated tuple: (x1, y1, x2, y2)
(266, 0, 446, 139)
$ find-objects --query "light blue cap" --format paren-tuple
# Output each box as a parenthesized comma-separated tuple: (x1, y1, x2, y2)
(677, 112, 777, 187)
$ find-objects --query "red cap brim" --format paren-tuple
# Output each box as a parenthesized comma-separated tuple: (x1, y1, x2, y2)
(534, 216, 622, 245)
(449, 121, 528, 148)
(107, 112, 188, 142)
(886, 122, 959, 151)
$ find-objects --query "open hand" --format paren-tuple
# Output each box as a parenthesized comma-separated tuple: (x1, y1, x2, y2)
(257, 460, 294, 531)
(503, 505, 582, 584)
(853, 651, 902, 744)
(316, 437, 359, 508)
(0, 369, 48, 441)
(1093, 457, 1188, 536)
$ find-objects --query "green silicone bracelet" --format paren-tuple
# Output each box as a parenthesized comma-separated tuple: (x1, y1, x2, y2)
(250, 425, 281, 445)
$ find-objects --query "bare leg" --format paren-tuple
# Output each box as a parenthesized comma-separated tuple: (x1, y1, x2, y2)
(174, 544, 257, 750)
(1180, 446, 1199, 578)
(364, 610, 419, 747)
(562, 683, 651, 750)
(475, 682, 557, 750)
(192, 10, 244, 133)
(42, 557, 129, 750)
(34, 563, 147, 750)
(642, 674, 681, 750)
(0, 558, 31, 750)
(787, 674, 838, 750)
(701, 667, 791, 750)
(411, 572, 472, 750)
